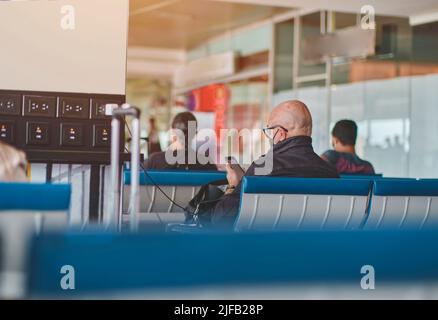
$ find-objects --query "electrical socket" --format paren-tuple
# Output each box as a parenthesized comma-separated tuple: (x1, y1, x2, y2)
(60, 123, 84, 146)
(0, 94, 21, 115)
(23, 95, 57, 117)
(93, 124, 111, 147)
(0, 120, 15, 144)
(59, 97, 90, 119)
(26, 122, 50, 145)
(92, 99, 119, 119)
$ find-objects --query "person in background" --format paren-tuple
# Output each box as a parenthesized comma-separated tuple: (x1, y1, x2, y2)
(211, 100, 339, 228)
(147, 117, 162, 155)
(321, 119, 375, 175)
(0, 141, 28, 182)
(145, 112, 217, 171)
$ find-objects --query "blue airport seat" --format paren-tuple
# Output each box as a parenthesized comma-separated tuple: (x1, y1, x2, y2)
(27, 230, 438, 297)
(123, 170, 226, 214)
(0, 183, 71, 274)
(234, 177, 372, 231)
(0, 183, 71, 211)
(365, 179, 438, 229)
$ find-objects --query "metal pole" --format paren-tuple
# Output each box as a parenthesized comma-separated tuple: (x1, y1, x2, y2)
(109, 116, 121, 231)
(292, 16, 301, 92)
(326, 57, 333, 150)
(325, 11, 335, 151)
(129, 116, 141, 232)
(108, 104, 141, 232)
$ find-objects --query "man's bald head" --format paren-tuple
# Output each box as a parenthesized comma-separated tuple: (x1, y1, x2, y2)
(269, 100, 313, 138)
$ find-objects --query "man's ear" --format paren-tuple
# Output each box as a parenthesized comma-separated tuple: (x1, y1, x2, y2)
(332, 136, 339, 148)
(280, 129, 288, 143)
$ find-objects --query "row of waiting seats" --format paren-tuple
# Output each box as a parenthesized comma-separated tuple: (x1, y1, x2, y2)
(1, 178, 438, 298)
(237, 177, 438, 231)
(123, 170, 438, 231)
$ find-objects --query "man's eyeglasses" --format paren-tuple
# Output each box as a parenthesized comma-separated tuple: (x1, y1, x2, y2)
(262, 125, 288, 140)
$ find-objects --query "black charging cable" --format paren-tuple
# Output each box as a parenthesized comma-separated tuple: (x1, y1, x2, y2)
(123, 119, 227, 220)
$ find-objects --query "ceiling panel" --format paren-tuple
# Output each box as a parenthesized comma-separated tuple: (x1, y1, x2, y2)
(129, 0, 290, 49)
(129, 0, 438, 50)
(213, 0, 438, 17)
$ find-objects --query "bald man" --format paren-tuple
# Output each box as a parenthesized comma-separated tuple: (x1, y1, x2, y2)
(211, 100, 339, 228)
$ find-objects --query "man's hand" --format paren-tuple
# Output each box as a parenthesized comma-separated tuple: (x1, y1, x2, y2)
(226, 163, 244, 188)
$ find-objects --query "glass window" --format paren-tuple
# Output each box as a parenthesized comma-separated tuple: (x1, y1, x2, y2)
(334, 12, 358, 30)
(295, 84, 328, 154)
(412, 21, 438, 76)
(299, 12, 326, 77)
(330, 16, 412, 85)
(273, 19, 294, 93)
(293, 13, 438, 179)
(330, 77, 410, 177)
(409, 74, 438, 178)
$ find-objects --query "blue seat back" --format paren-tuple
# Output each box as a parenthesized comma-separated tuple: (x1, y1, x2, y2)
(0, 183, 71, 274)
(0, 183, 71, 211)
(235, 177, 372, 231)
(366, 179, 438, 229)
(27, 230, 438, 297)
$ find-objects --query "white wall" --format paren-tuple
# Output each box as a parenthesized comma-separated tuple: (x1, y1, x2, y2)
(0, 0, 129, 95)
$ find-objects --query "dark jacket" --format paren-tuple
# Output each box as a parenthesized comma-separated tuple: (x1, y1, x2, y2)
(145, 148, 218, 171)
(321, 150, 375, 175)
(212, 136, 339, 228)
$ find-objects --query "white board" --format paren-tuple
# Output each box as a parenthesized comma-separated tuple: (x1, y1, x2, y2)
(0, 0, 129, 95)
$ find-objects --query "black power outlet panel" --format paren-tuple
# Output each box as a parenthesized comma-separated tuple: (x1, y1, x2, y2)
(1, 89, 125, 163)
(59, 97, 90, 119)
(93, 124, 111, 147)
(60, 123, 84, 146)
(26, 121, 50, 145)
(0, 94, 21, 115)
(0, 120, 15, 144)
(23, 95, 57, 118)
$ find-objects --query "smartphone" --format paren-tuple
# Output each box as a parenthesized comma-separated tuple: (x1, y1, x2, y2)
(225, 156, 245, 173)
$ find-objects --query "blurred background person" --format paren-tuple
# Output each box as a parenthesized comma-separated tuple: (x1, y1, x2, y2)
(147, 117, 162, 155)
(321, 120, 375, 175)
(145, 112, 217, 171)
(0, 141, 28, 182)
